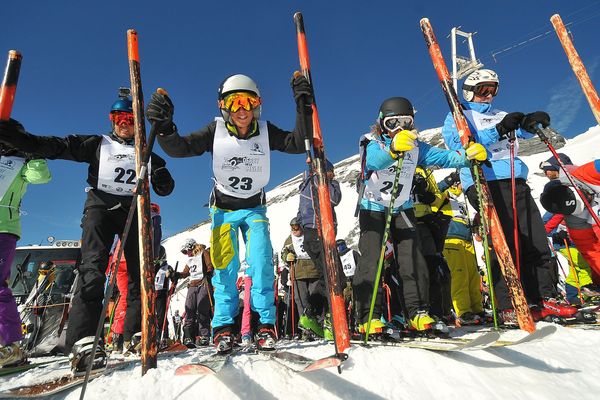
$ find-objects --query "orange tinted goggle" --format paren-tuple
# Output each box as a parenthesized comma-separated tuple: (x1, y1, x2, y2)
(220, 92, 261, 113)
(473, 82, 498, 97)
(110, 111, 134, 125)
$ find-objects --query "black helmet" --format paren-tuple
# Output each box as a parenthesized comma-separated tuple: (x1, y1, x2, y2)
(378, 97, 414, 119)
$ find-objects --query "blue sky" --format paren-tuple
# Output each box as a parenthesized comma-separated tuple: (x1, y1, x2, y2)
(3, 0, 600, 245)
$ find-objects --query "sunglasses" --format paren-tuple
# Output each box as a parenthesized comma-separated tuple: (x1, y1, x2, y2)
(220, 92, 262, 113)
(472, 82, 498, 98)
(110, 111, 135, 125)
(382, 115, 414, 133)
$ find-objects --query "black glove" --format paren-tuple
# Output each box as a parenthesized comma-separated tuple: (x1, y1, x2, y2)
(0, 118, 27, 138)
(146, 92, 175, 135)
(151, 166, 174, 196)
(521, 111, 550, 133)
(290, 73, 314, 106)
(496, 112, 525, 139)
(443, 171, 460, 188)
(412, 174, 436, 204)
(552, 230, 570, 245)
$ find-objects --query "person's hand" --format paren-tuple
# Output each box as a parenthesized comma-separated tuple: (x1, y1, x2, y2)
(390, 129, 417, 155)
(465, 143, 487, 162)
(443, 171, 460, 187)
(496, 112, 525, 139)
(146, 91, 175, 135)
(286, 253, 296, 263)
(290, 72, 314, 106)
(521, 111, 550, 133)
(0, 118, 26, 137)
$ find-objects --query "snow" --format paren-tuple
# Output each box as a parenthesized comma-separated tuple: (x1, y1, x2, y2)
(2, 126, 600, 399)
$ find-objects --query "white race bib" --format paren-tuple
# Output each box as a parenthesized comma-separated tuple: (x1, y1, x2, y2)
(154, 264, 168, 290)
(212, 118, 270, 198)
(363, 147, 418, 208)
(340, 250, 356, 277)
(0, 156, 25, 201)
(291, 234, 311, 260)
(464, 109, 507, 131)
(97, 136, 142, 195)
(487, 138, 519, 161)
(187, 253, 205, 281)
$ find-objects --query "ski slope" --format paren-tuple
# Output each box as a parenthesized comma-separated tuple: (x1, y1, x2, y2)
(1, 126, 599, 399)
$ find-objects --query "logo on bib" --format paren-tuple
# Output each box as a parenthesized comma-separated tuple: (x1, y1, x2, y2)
(250, 143, 265, 155)
(108, 153, 134, 163)
(222, 156, 262, 173)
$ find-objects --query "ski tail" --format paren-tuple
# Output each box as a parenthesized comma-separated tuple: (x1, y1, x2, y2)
(0, 50, 22, 120)
(419, 18, 535, 333)
(293, 11, 351, 356)
(127, 29, 158, 374)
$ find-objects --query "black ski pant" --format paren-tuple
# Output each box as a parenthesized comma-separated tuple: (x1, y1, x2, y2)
(294, 278, 326, 318)
(155, 289, 169, 341)
(416, 221, 452, 319)
(354, 209, 429, 324)
(466, 178, 556, 310)
(302, 227, 335, 315)
(184, 284, 212, 338)
(66, 206, 141, 351)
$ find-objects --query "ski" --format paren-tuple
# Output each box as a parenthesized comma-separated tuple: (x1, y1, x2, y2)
(0, 359, 138, 399)
(257, 349, 342, 372)
(128, 29, 158, 374)
(420, 18, 535, 333)
(351, 331, 500, 352)
(0, 357, 68, 378)
(293, 11, 350, 360)
(0, 50, 22, 120)
(492, 324, 558, 347)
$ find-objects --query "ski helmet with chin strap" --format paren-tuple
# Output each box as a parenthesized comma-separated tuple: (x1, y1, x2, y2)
(462, 69, 499, 102)
(218, 74, 261, 123)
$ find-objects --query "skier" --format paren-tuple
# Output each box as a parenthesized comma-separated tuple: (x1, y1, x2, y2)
(354, 96, 487, 336)
(281, 218, 325, 339)
(154, 246, 172, 348)
(105, 238, 128, 353)
(170, 239, 214, 348)
(147, 73, 312, 352)
(0, 144, 50, 367)
(172, 310, 182, 342)
(441, 69, 576, 325)
(238, 260, 254, 345)
(540, 156, 600, 294)
(336, 239, 359, 330)
(412, 166, 453, 323)
(0, 88, 175, 372)
(296, 160, 340, 339)
(438, 171, 484, 325)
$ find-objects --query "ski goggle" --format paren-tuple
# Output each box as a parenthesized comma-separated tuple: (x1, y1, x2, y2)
(290, 224, 301, 231)
(382, 115, 414, 133)
(110, 111, 135, 125)
(220, 92, 262, 113)
(471, 82, 499, 98)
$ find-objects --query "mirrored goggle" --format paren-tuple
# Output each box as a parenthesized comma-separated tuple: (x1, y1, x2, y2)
(110, 111, 134, 125)
(220, 92, 262, 113)
(382, 115, 414, 132)
(473, 82, 498, 97)
(290, 224, 301, 231)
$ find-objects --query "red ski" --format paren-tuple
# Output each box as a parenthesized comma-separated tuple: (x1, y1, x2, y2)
(420, 18, 535, 333)
(293, 12, 351, 358)
(0, 50, 22, 120)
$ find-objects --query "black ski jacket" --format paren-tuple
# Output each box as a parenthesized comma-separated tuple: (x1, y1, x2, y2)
(0, 130, 174, 212)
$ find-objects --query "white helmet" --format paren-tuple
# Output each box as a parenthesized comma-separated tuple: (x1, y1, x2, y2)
(462, 69, 499, 102)
(218, 74, 261, 122)
(180, 238, 197, 253)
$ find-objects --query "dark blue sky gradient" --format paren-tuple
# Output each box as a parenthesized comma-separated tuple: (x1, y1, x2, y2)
(2, 0, 600, 244)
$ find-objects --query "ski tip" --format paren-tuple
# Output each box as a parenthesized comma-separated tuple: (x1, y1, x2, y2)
(175, 364, 216, 376)
(302, 357, 342, 372)
(156, 87, 169, 96)
(550, 14, 561, 22)
(293, 11, 303, 20)
(420, 17, 430, 25)
(127, 29, 138, 35)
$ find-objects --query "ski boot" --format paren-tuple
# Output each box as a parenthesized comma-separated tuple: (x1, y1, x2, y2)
(122, 332, 142, 356)
(213, 326, 234, 354)
(409, 311, 448, 337)
(542, 298, 578, 318)
(183, 337, 196, 349)
(358, 319, 386, 340)
(241, 333, 253, 346)
(499, 309, 519, 328)
(299, 314, 324, 338)
(455, 312, 482, 327)
(69, 336, 107, 377)
(195, 336, 210, 347)
(0, 343, 24, 367)
(256, 324, 277, 351)
(107, 333, 124, 353)
(323, 314, 334, 341)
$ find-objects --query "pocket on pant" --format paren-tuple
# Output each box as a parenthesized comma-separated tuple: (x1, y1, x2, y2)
(211, 223, 235, 270)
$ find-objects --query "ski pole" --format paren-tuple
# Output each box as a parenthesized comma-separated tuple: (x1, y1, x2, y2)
(160, 261, 179, 344)
(509, 135, 521, 278)
(290, 260, 296, 338)
(365, 155, 404, 343)
(531, 125, 600, 228)
(79, 90, 165, 400)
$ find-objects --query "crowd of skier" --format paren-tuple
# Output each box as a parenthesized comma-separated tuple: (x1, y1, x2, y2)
(1, 64, 600, 375)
